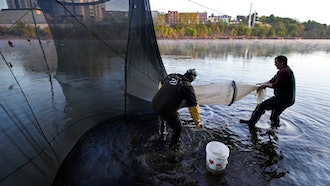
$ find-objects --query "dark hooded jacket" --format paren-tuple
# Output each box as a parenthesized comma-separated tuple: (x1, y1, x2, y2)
(151, 73, 198, 114)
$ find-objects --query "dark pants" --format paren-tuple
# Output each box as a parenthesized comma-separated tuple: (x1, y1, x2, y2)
(159, 112, 182, 144)
(249, 96, 289, 127)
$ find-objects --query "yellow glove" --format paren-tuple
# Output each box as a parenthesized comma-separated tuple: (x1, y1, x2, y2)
(189, 105, 201, 128)
(158, 82, 162, 90)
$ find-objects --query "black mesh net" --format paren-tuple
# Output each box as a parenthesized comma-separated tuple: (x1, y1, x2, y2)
(0, 0, 166, 185)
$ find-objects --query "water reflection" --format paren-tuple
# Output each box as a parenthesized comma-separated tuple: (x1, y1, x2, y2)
(3, 39, 330, 185)
(52, 39, 330, 185)
(158, 40, 330, 185)
(252, 129, 286, 178)
(158, 39, 330, 60)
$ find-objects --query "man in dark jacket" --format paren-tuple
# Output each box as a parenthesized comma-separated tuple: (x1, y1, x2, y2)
(152, 69, 201, 146)
(240, 55, 295, 134)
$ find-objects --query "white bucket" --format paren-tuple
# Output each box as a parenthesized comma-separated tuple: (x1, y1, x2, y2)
(206, 141, 230, 174)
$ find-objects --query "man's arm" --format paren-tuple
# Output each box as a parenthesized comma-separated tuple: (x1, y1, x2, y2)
(257, 81, 273, 89)
(257, 74, 277, 89)
(183, 84, 201, 128)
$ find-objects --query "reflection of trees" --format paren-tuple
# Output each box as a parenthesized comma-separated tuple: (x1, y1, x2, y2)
(0, 21, 51, 38)
(158, 40, 330, 59)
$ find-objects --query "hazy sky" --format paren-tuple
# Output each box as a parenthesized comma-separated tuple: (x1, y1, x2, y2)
(149, 0, 330, 25)
(0, 1, 7, 9)
(1, 1, 329, 25)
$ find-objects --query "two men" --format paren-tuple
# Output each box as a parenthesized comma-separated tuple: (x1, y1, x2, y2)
(152, 55, 296, 142)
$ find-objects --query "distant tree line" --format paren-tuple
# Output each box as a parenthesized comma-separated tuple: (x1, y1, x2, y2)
(154, 14, 330, 39)
(1, 14, 329, 40)
(0, 21, 51, 39)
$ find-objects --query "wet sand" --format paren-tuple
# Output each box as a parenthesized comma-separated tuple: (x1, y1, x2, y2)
(52, 111, 284, 186)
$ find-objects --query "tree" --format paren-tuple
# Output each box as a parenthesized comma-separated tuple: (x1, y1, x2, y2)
(276, 22, 287, 37)
(155, 14, 166, 26)
(186, 27, 197, 37)
(231, 27, 238, 36)
(197, 24, 209, 38)
(152, 13, 330, 39)
(267, 28, 276, 38)
(254, 24, 269, 38)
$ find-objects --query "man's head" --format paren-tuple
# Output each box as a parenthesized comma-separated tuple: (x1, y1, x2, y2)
(184, 69, 197, 82)
(275, 55, 288, 69)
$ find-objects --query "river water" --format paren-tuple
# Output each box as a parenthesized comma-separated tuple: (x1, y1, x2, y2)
(2, 39, 330, 185)
(55, 39, 330, 186)
(157, 39, 330, 185)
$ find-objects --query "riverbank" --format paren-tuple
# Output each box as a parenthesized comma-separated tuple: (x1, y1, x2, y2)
(156, 36, 303, 40)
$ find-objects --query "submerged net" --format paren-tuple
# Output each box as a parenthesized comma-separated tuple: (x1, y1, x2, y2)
(0, 0, 165, 185)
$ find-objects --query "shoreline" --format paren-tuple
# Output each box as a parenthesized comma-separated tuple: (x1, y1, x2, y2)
(156, 36, 304, 40)
(3, 36, 329, 41)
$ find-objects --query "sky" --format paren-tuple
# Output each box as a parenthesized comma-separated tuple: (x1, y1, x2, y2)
(0, 1, 6, 9)
(1, 1, 329, 25)
(149, 0, 330, 25)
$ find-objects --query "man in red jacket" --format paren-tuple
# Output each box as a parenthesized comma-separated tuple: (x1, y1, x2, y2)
(240, 55, 296, 134)
(152, 69, 200, 147)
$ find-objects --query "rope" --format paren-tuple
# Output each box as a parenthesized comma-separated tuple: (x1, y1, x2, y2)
(228, 80, 237, 106)
(29, 0, 60, 163)
(0, 51, 48, 147)
(0, 104, 52, 182)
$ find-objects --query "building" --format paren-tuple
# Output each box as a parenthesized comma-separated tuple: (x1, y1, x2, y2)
(207, 13, 231, 23)
(179, 12, 199, 24)
(165, 11, 209, 25)
(167, 11, 179, 25)
(6, 0, 38, 9)
(86, 1, 106, 22)
(198, 12, 207, 24)
(5, 0, 105, 23)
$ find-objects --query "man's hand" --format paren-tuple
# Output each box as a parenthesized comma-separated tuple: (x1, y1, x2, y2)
(257, 82, 272, 89)
(195, 120, 201, 129)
